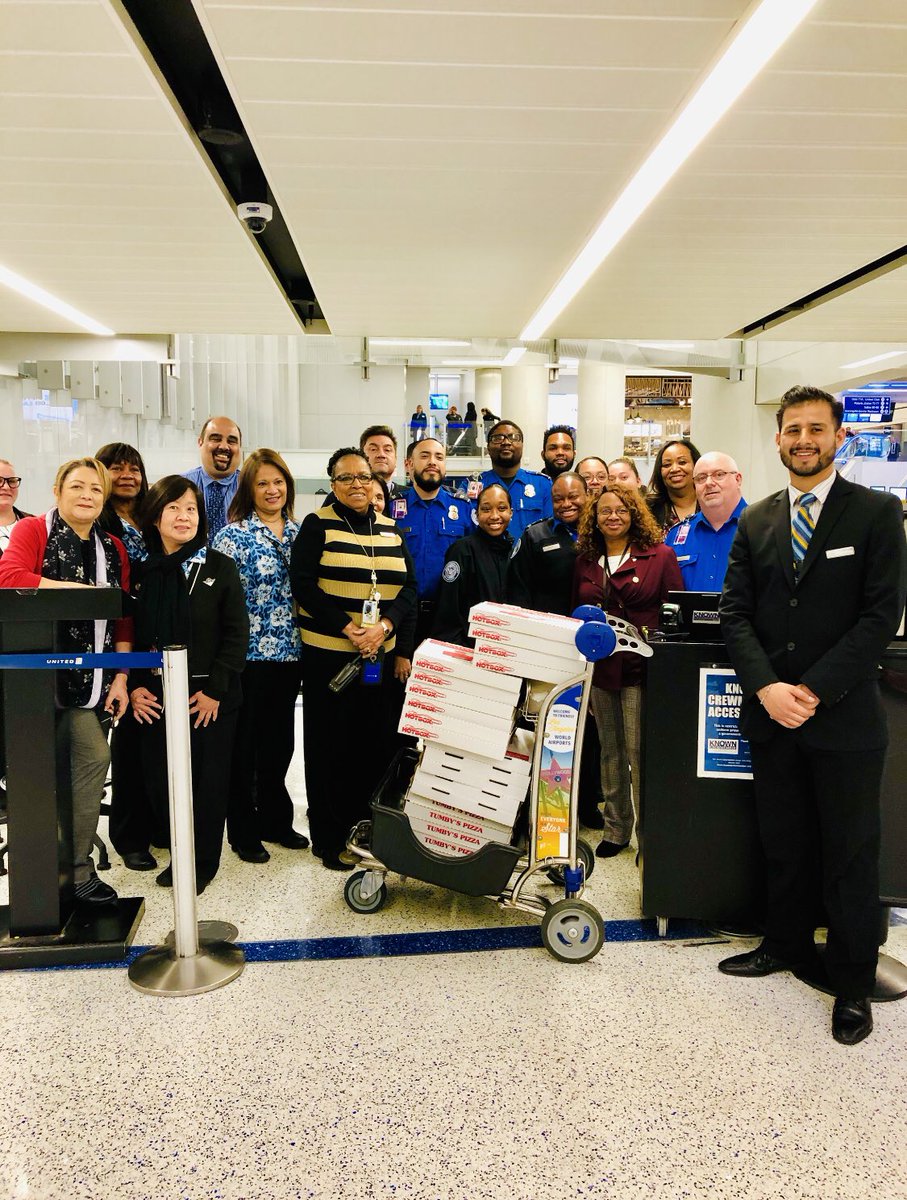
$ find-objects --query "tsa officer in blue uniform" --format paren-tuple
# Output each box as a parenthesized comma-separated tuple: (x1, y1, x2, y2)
(394, 438, 472, 667)
(666, 452, 746, 592)
(480, 420, 553, 540)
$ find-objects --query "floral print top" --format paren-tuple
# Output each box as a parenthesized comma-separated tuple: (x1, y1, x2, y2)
(212, 514, 301, 662)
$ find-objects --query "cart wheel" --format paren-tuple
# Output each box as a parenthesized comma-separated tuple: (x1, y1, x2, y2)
(541, 899, 604, 963)
(344, 871, 388, 914)
(545, 838, 595, 886)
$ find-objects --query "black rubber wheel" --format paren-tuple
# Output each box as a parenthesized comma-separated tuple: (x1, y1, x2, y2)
(343, 870, 388, 914)
(545, 838, 595, 886)
(541, 898, 604, 963)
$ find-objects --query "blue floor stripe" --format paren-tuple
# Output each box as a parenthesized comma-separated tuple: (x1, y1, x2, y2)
(20, 916, 719, 972)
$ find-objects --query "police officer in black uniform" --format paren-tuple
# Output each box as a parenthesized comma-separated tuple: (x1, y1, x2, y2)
(433, 484, 513, 646)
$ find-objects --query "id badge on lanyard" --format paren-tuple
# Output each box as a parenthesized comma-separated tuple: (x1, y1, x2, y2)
(362, 573, 381, 626)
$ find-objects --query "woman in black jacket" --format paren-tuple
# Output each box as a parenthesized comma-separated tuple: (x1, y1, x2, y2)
(432, 483, 512, 646)
(129, 476, 249, 893)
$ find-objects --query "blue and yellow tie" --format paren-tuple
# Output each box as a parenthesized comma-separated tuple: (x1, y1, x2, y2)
(791, 492, 817, 576)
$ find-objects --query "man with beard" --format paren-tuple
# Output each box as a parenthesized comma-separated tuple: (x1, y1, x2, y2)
(360, 425, 401, 501)
(396, 438, 472, 660)
(480, 420, 552, 540)
(184, 415, 242, 543)
(541, 425, 576, 481)
(719, 385, 907, 1046)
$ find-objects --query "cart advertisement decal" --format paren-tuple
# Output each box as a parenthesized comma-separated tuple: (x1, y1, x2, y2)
(537, 683, 581, 858)
(696, 667, 753, 780)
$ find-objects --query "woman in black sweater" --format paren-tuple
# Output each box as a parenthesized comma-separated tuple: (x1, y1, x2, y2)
(432, 483, 512, 646)
(129, 476, 249, 893)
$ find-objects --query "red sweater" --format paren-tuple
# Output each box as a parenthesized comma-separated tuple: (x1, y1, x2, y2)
(0, 513, 133, 643)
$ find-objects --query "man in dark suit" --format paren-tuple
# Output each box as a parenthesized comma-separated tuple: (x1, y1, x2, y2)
(718, 384, 906, 1046)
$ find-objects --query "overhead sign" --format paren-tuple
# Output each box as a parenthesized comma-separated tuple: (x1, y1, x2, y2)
(842, 393, 894, 422)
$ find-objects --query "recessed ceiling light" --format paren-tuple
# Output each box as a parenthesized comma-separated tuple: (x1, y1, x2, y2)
(839, 350, 907, 370)
(519, 0, 821, 340)
(0, 263, 114, 336)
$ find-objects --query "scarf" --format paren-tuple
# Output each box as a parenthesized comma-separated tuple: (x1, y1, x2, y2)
(41, 509, 122, 708)
(133, 530, 206, 654)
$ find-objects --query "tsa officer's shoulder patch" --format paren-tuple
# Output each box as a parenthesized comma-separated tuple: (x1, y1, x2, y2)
(510, 537, 523, 560)
(441, 560, 461, 583)
(471, 508, 479, 525)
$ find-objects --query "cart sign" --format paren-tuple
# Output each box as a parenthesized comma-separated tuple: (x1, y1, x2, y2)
(537, 682, 582, 858)
(697, 667, 753, 780)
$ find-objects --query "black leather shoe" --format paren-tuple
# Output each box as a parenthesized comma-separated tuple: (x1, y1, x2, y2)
(832, 998, 873, 1046)
(232, 843, 270, 864)
(718, 946, 793, 977)
(321, 853, 354, 871)
(595, 839, 629, 858)
(75, 878, 119, 906)
(122, 850, 157, 872)
(196, 874, 214, 896)
(263, 830, 310, 850)
(155, 866, 173, 888)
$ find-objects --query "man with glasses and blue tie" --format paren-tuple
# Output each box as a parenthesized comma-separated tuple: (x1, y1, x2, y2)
(718, 385, 907, 1046)
(183, 417, 242, 544)
(666, 451, 746, 591)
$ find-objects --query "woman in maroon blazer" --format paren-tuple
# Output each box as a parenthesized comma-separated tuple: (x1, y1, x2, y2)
(572, 482, 683, 857)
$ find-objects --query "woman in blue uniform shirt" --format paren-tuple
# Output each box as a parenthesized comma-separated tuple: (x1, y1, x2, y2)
(213, 449, 308, 864)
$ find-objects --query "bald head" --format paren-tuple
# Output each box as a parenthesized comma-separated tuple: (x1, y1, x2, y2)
(693, 452, 742, 528)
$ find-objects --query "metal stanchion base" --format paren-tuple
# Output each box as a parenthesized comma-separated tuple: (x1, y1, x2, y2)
(165, 921, 238, 947)
(128, 941, 244, 996)
(794, 945, 907, 1003)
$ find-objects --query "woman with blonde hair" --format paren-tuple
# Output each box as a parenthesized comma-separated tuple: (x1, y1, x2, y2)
(573, 482, 683, 857)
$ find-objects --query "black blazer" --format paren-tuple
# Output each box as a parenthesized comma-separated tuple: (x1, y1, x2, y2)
(505, 517, 577, 617)
(720, 475, 907, 748)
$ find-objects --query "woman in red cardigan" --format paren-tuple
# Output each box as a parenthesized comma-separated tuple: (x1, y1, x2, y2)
(572, 482, 683, 858)
(0, 457, 132, 906)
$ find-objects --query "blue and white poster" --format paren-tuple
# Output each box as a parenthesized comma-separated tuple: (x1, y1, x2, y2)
(696, 667, 753, 780)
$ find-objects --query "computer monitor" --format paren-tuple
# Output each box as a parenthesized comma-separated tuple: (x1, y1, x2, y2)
(665, 591, 722, 640)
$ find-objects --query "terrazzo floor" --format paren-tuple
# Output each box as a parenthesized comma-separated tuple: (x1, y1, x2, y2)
(2, 711, 906, 1199)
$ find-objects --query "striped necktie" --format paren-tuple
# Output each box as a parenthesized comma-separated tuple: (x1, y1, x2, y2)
(791, 492, 817, 576)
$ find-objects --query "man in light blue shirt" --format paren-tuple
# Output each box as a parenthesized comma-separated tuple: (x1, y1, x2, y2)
(666, 451, 746, 591)
(480, 419, 553, 540)
(183, 416, 242, 544)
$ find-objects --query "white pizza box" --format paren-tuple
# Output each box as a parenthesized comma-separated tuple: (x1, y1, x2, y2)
(419, 732, 534, 792)
(472, 641, 582, 685)
(468, 623, 586, 666)
(402, 692, 515, 730)
(405, 796, 513, 848)
(410, 768, 525, 827)
(468, 603, 582, 647)
(398, 712, 512, 760)
(408, 825, 475, 858)
(411, 640, 522, 700)
(404, 677, 517, 723)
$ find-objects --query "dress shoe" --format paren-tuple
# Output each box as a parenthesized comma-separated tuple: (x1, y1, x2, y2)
(595, 839, 629, 858)
(718, 946, 793, 977)
(832, 998, 873, 1046)
(580, 807, 605, 830)
(122, 850, 157, 872)
(232, 843, 270, 864)
(321, 853, 354, 871)
(263, 830, 310, 850)
(74, 877, 119, 906)
(155, 865, 173, 888)
(195, 874, 214, 896)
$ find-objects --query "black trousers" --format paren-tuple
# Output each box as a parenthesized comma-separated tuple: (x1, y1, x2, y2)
(109, 709, 163, 853)
(227, 659, 302, 848)
(749, 733, 884, 999)
(578, 710, 604, 815)
(139, 677, 238, 880)
(301, 647, 403, 856)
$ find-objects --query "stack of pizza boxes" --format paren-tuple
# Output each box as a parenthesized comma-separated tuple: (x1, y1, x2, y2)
(468, 602, 586, 684)
(399, 639, 531, 857)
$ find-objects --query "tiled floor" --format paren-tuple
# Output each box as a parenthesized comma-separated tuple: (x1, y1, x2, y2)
(2, 714, 906, 1199)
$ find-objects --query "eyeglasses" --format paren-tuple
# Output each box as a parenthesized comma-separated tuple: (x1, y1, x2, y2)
(693, 470, 733, 484)
(488, 433, 523, 445)
(0, 477, 22, 488)
(581, 473, 609, 484)
(332, 473, 374, 485)
(600, 506, 630, 517)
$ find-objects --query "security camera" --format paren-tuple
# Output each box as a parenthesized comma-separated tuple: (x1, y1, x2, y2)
(237, 201, 273, 235)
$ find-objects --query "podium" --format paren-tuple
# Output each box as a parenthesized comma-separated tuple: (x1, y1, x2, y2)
(0, 588, 144, 968)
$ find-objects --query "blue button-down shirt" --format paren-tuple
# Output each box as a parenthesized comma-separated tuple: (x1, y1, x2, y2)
(665, 498, 747, 592)
(397, 486, 473, 599)
(480, 468, 553, 540)
(182, 465, 240, 544)
(212, 514, 301, 661)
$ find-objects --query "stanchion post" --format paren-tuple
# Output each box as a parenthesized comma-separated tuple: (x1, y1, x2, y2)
(128, 646, 244, 996)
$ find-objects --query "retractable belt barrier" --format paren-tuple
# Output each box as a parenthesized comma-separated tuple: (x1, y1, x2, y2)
(0, 646, 244, 995)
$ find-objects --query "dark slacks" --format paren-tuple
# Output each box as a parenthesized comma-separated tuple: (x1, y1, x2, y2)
(109, 709, 162, 854)
(301, 646, 403, 857)
(139, 678, 238, 880)
(227, 659, 302, 848)
(749, 733, 884, 999)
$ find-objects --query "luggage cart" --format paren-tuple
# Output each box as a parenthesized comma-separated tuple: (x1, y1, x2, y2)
(344, 610, 652, 963)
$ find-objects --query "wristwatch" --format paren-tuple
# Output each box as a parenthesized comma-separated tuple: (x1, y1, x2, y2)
(380, 618, 393, 638)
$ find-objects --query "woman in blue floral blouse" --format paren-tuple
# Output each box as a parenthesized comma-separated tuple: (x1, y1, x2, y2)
(213, 449, 308, 864)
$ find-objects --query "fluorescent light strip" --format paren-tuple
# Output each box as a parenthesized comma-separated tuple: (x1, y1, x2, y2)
(441, 348, 527, 369)
(0, 263, 114, 337)
(519, 0, 820, 340)
(502, 347, 526, 367)
(634, 341, 696, 351)
(840, 350, 907, 370)
(371, 338, 472, 348)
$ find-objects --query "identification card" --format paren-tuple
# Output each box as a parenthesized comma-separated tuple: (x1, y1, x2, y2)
(362, 598, 380, 626)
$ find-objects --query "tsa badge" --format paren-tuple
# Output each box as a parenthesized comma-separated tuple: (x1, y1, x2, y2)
(524, 483, 536, 498)
(448, 505, 459, 520)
